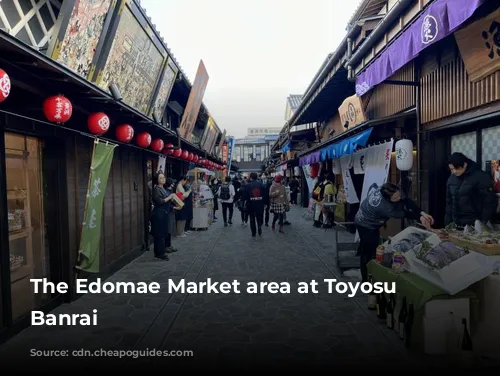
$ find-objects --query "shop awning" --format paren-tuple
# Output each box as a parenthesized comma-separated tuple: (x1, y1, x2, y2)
(299, 128, 372, 166)
(355, 0, 485, 96)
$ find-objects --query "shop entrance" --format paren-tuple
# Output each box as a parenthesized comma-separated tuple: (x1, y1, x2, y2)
(0, 132, 65, 335)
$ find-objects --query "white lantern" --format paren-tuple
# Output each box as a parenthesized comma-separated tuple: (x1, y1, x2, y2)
(294, 166, 300, 176)
(395, 139, 413, 171)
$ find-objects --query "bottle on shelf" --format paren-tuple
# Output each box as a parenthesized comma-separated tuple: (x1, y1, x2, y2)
(404, 303, 414, 348)
(367, 274, 377, 310)
(461, 318, 473, 351)
(376, 292, 387, 320)
(398, 297, 407, 340)
(386, 294, 395, 329)
(376, 237, 385, 263)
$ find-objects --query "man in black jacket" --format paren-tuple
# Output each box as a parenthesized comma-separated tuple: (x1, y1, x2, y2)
(445, 152, 496, 227)
(243, 172, 265, 237)
(260, 172, 273, 226)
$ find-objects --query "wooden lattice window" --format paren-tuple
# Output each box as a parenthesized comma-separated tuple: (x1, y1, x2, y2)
(0, 0, 62, 51)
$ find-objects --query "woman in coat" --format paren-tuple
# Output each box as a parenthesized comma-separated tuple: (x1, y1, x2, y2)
(269, 175, 289, 233)
(150, 174, 178, 261)
(175, 176, 192, 237)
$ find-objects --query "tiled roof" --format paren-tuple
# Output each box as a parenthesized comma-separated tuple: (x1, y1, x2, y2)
(347, 0, 388, 29)
(287, 94, 303, 110)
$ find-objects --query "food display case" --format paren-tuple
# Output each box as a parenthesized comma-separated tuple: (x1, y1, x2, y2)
(188, 168, 215, 230)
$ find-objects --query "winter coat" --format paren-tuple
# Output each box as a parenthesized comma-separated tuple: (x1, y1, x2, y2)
(445, 159, 496, 226)
(150, 185, 175, 237)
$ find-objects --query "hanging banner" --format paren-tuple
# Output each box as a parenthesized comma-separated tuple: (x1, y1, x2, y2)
(217, 129, 226, 157)
(76, 141, 116, 273)
(352, 149, 367, 174)
(156, 155, 166, 174)
(227, 137, 235, 173)
(331, 159, 341, 175)
(359, 139, 394, 209)
(178, 60, 209, 141)
(221, 142, 229, 180)
(340, 155, 359, 204)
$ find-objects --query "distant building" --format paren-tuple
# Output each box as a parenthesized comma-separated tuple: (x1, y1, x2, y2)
(246, 127, 282, 138)
(232, 129, 279, 173)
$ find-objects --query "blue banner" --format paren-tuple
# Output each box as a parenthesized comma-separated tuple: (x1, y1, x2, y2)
(227, 137, 235, 173)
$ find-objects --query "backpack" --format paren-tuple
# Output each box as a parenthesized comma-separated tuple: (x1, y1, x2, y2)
(220, 184, 231, 200)
(313, 180, 332, 202)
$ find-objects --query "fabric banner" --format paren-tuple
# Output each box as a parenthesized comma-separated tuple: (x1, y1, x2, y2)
(352, 149, 367, 174)
(221, 143, 228, 180)
(76, 141, 116, 273)
(301, 164, 315, 195)
(359, 140, 394, 205)
(340, 155, 359, 204)
(156, 155, 166, 174)
(331, 159, 341, 175)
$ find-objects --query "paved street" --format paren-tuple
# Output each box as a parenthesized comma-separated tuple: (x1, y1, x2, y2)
(0, 206, 439, 371)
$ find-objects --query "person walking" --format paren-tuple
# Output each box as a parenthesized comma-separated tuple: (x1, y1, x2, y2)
(260, 172, 273, 226)
(217, 176, 236, 227)
(269, 175, 289, 233)
(354, 182, 434, 283)
(210, 178, 220, 221)
(235, 179, 249, 225)
(243, 172, 265, 237)
(445, 152, 496, 227)
(175, 176, 191, 238)
(150, 174, 179, 261)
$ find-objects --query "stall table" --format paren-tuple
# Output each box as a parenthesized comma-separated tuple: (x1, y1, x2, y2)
(368, 260, 478, 355)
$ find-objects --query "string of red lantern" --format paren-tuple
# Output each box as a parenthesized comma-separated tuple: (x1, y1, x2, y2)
(43, 95, 72, 123)
(88, 112, 110, 135)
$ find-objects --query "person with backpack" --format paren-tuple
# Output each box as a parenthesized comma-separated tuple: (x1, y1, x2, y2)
(217, 176, 236, 227)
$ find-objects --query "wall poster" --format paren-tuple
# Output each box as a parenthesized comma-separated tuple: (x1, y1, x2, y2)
(53, 0, 114, 78)
(97, 4, 164, 114)
(150, 59, 178, 121)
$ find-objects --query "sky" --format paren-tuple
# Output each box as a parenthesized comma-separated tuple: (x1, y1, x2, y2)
(141, 0, 362, 138)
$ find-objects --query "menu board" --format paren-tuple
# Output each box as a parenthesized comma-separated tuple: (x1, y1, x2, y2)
(150, 59, 177, 121)
(97, 5, 164, 114)
(54, 0, 113, 78)
(201, 117, 217, 153)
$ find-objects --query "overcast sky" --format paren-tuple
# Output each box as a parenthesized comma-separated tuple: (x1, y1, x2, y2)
(141, 0, 361, 138)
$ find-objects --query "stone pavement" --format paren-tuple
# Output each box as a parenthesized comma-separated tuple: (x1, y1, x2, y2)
(0, 206, 447, 371)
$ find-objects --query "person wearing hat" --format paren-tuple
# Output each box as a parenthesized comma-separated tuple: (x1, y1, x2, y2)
(150, 174, 179, 261)
(269, 175, 289, 233)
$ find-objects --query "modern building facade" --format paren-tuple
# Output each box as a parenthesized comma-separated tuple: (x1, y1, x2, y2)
(231, 128, 279, 173)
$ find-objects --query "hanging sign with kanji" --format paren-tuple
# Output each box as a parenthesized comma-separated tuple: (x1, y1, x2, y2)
(76, 140, 116, 273)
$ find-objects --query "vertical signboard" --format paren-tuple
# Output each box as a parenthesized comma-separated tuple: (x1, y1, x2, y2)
(222, 142, 229, 180)
(178, 60, 209, 141)
(217, 129, 226, 157)
(227, 137, 235, 173)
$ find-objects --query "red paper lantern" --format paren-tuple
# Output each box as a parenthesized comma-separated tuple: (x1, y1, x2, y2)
(136, 132, 151, 148)
(116, 124, 134, 143)
(0, 69, 11, 103)
(151, 138, 164, 152)
(173, 148, 182, 158)
(43, 95, 72, 123)
(193, 155, 199, 163)
(164, 143, 174, 155)
(188, 152, 194, 161)
(181, 150, 189, 160)
(87, 112, 110, 135)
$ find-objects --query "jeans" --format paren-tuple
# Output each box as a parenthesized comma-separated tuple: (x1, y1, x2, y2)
(185, 219, 191, 232)
(291, 191, 298, 204)
(249, 210, 264, 236)
(153, 234, 171, 258)
(241, 210, 248, 223)
(222, 202, 234, 224)
(264, 204, 270, 225)
(356, 225, 380, 283)
(272, 213, 284, 226)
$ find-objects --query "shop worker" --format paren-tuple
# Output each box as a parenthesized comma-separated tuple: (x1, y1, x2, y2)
(445, 152, 496, 227)
(354, 182, 434, 283)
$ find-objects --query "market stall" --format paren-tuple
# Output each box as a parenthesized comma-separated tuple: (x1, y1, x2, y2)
(367, 224, 500, 361)
(187, 168, 215, 230)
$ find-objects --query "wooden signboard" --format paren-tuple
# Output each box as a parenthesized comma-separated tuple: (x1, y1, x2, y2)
(455, 9, 500, 83)
(338, 94, 367, 129)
